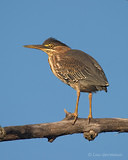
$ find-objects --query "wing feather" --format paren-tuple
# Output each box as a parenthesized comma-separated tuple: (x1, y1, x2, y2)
(49, 49, 108, 87)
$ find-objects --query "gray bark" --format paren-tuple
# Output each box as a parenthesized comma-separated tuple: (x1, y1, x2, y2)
(0, 111, 128, 142)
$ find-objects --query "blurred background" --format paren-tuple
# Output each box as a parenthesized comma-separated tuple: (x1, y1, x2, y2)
(0, 0, 128, 159)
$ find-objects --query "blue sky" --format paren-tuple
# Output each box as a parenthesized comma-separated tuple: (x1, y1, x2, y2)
(0, 0, 128, 159)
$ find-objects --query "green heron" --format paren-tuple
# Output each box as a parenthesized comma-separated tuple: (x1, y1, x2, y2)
(24, 37, 109, 122)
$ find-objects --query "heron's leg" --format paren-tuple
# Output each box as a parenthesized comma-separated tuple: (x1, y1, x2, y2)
(88, 93, 93, 119)
(73, 90, 80, 123)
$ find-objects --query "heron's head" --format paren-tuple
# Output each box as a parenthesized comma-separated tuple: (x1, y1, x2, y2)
(24, 37, 70, 56)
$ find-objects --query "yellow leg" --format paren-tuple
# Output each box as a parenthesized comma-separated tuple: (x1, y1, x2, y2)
(73, 90, 80, 123)
(88, 93, 93, 119)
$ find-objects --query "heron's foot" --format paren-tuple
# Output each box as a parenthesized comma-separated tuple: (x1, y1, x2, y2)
(88, 114, 93, 123)
(72, 112, 78, 125)
(64, 109, 78, 124)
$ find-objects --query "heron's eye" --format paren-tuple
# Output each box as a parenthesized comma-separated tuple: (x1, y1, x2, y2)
(49, 43, 54, 48)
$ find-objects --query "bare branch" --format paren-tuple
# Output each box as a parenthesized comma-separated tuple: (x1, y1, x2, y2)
(0, 111, 128, 142)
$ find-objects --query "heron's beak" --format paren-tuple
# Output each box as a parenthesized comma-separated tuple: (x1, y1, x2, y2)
(24, 44, 46, 50)
(24, 44, 53, 56)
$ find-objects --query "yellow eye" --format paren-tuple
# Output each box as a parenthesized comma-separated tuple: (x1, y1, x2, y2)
(48, 43, 54, 48)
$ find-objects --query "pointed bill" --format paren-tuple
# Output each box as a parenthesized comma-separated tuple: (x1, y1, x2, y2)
(24, 45, 44, 50)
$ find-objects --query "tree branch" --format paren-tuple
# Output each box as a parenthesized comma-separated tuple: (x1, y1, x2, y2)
(0, 111, 128, 142)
